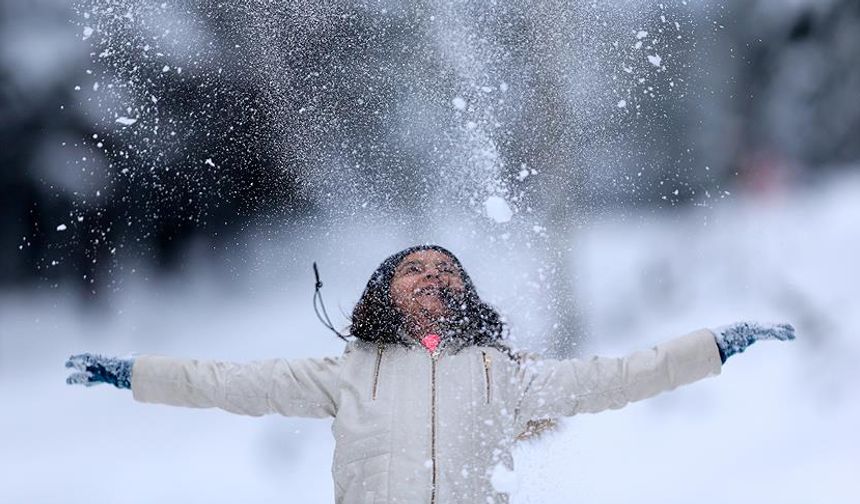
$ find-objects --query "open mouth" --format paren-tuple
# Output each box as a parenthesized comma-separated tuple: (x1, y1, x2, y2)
(414, 285, 446, 299)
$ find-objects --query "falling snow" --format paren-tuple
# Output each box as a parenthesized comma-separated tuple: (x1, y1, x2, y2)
(484, 196, 513, 223)
(2, 0, 858, 501)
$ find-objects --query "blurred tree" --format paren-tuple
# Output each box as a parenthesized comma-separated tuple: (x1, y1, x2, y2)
(3, 0, 859, 319)
(727, 0, 860, 180)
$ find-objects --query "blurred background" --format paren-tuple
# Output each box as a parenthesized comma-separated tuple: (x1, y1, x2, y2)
(1, 0, 858, 502)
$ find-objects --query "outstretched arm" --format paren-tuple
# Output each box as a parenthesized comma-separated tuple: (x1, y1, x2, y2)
(66, 353, 343, 418)
(515, 322, 795, 424)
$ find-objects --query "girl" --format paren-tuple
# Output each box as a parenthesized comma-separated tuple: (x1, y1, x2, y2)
(66, 244, 795, 503)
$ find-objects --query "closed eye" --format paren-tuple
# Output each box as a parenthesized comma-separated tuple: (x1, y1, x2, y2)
(397, 261, 423, 274)
(436, 263, 458, 274)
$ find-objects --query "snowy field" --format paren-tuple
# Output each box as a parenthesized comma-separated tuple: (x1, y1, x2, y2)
(1, 173, 858, 503)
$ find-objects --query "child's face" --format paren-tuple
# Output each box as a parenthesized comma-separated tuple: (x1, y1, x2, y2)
(389, 249, 466, 324)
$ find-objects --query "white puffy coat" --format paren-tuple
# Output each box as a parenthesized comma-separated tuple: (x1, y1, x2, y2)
(131, 329, 722, 503)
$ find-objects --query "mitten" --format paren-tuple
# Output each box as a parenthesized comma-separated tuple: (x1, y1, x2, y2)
(65, 353, 134, 389)
(711, 322, 795, 363)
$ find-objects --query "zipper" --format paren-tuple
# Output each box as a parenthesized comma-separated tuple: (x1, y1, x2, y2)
(481, 351, 492, 404)
(371, 345, 384, 400)
(430, 351, 438, 504)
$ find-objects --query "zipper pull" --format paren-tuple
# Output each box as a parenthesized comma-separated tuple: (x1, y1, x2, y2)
(482, 351, 493, 404)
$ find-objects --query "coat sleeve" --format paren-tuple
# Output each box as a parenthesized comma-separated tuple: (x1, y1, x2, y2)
(514, 329, 722, 423)
(131, 355, 342, 418)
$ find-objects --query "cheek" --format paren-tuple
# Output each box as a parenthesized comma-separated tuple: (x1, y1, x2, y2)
(448, 277, 466, 292)
(389, 281, 413, 310)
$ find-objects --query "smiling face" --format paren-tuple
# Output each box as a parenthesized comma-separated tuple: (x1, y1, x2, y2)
(350, 245, 507, 347)
(389, 249, 466, 328)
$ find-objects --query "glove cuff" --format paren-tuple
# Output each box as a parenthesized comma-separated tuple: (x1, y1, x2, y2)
(711, 322, 758, 363)
(114, 359, 133, 389)
(92, 357, 134, 389)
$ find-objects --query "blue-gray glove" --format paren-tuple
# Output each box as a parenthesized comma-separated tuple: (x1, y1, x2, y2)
(711, 322, 795, 363)
(65, 353, 134, 389)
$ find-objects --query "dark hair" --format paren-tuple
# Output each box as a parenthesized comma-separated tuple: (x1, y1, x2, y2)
(349, 244, 513, 356)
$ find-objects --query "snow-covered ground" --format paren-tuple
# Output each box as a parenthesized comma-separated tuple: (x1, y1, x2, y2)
(1, 173, 857, 503)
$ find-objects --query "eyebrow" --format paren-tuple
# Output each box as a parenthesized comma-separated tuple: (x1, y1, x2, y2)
(395, 260, 422, 272)
(395, 260, 458, 272)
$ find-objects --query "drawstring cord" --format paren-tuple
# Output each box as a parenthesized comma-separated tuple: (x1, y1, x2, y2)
(313, 262, 350, 342)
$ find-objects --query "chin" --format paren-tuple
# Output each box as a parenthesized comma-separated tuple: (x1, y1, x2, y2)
(417, 303, 448, 318)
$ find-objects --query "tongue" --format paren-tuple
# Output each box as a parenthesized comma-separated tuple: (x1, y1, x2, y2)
(420, 333, 441, 353)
